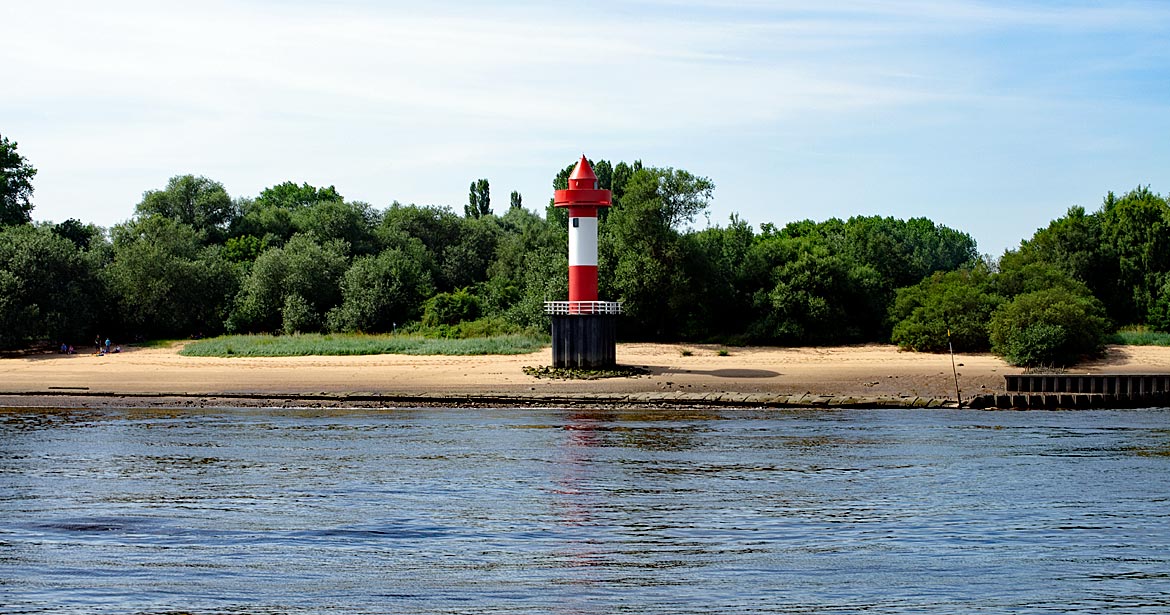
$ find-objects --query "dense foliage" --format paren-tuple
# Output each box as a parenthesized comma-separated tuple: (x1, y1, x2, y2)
(2, 135, 1166, 367)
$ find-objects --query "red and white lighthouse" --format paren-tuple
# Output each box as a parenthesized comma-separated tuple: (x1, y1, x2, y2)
(555, 155, 611, 307)
(545, 155, 621, 368)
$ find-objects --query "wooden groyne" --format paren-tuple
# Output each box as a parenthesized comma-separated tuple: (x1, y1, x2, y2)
(1004, 374, 1170, 395)
(965, 374, 1170, 409)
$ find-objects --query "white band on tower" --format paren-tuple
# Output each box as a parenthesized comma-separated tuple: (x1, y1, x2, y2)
(568, 216, 598, 266)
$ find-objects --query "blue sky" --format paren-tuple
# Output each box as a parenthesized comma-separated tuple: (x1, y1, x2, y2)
(5, 0, 1168, 256)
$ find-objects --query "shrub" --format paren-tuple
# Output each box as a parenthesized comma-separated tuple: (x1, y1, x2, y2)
(422, 288, 481, 327)
(889, 268, 1000, 352)
(989, 287, 1110, 366)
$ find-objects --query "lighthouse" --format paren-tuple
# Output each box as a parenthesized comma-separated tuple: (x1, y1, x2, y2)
(544, 155, 621, 368)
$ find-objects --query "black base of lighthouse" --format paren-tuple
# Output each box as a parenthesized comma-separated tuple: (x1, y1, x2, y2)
(551, 314, 617, 369)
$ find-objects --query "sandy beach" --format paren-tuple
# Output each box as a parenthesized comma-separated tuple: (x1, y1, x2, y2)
(2, 342, 1168, 407)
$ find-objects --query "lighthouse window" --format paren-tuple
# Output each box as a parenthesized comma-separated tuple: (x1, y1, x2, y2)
(572, 218, 579, 228)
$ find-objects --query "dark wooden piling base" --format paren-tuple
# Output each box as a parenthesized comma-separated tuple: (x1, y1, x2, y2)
(1004, 374, 1170, 395)
(965, 374, 1170, 409)
(551, 314, 617, 369)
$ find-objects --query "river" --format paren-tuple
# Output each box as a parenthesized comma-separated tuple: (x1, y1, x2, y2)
(1, 406, 1168, 614)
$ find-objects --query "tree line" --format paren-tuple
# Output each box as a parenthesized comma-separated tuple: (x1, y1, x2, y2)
(2, 132, 1166, 365)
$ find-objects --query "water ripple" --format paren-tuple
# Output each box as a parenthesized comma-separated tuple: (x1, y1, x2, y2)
(1, 407, 1168, 614)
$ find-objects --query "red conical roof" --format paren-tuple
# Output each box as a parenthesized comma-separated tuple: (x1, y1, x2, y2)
(569, 155, 595, 180)
(567, 155, 597, 190)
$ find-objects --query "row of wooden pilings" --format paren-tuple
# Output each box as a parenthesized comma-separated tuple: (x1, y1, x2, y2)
(966, 374, 1170, 409)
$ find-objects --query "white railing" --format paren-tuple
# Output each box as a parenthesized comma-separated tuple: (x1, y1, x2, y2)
(544, 301, 623, 315)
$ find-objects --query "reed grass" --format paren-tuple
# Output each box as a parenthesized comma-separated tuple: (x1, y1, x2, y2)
(179, 333, 548, 357)
(1108, 327, 1170, 347)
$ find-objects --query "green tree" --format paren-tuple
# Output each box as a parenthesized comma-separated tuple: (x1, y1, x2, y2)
(231, 197, 294, 246)
(440, 215, 501, 291)
(505, 247, 567, 330)
(1099, 186, 1170, 325)
(466, 178, 490, 218)
(227, 234, 347, 334)
(222, 235, 264, 264)
(328, 246, 434, 333)
(844, 216, 978, 291)
(510, 190, 522, 209)
(136, 175, 235, 240)
(1007, 205, 1112, 298)
(51, 218, 103, 250)
(290, 200, 378, 256)
(0, 134, 37, 226)
(601, 167, 714, 339)
(105, 216, 239, 338)
(484, 206, 563, 318)
(255, 181, 342, 210)
(676, 215, 755, 340)
(0, 225, 99, 348)
(230, 182, 345, 246)
(748, 236, 885, 344)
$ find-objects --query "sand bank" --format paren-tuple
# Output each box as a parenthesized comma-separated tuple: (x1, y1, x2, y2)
(2, 342, 1168, 409)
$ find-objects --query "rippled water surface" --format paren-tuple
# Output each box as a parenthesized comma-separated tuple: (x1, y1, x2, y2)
(2, 406, 1169, 614)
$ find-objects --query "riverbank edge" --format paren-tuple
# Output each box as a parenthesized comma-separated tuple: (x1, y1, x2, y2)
(5, 390, 1169, 410)
(2, 389, 962, 410)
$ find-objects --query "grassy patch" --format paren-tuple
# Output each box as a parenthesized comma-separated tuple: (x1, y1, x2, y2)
(523, 365, 650, 380)
(179, 333, 549, 357)
(1108, 326, 1170, 346)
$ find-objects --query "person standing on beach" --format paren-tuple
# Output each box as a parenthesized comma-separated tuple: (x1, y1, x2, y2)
(104, 338, 111, 354)
(95, 335, 102, 353)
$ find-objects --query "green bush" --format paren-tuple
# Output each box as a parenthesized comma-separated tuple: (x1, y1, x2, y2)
(889, 268, 1001, 352)
(422, 288, 481, 327)
(989, 287, 1110, 366)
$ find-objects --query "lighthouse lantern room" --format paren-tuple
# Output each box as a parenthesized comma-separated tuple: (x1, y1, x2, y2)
(544, 155, 621, 368)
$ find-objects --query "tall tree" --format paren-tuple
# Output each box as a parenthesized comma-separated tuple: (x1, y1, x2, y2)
(510, 190, 522, 209)
(0, 134, 37, 226)
(466, 178, 490, 218)
(1099, 186, 1170, 325)
(136, 175, 235, 240)
(601, 167, 714, 338)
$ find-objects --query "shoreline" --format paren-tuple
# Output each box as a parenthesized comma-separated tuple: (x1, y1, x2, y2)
(2, 342, 1169, 410)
